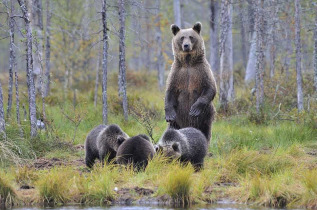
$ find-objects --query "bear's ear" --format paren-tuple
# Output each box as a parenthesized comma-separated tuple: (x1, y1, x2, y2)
(172, 142, 180, 152)
(155, 145, 163, 152)
(193, 22, 202, 34)
(171, 24, 180, 36)
(117, 136, 125, 145)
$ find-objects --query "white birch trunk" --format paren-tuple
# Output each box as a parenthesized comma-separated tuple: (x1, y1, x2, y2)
(102, 0, 108, 124)
(173, 0, 181, 27)
(118, 0, 128, 120)
(18, 0, 37, 137)
(44, 0, 51, 97)
(245, 32, 257, 82)
(6, 0, 15, 118)
(313, 6, 317, 92)
(0, 82, 6, 137)
(295, 0, 304, 111)
(156, 0, 165, 90)
(209, 0, 220, 74)
(219, 0, 234, 110)
(255, 0, 265, 113)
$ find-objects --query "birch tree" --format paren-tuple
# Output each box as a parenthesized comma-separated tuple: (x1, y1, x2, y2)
(94, 49, 101, 107)
(255, 0, 265, 113)
(238, 1, 247, 69)
(17, 0, 37, 137)
(209, 0, 220, 74)
(156, 0, 165, 90)
(118, 0, 128, 121)
(219, 0, 234, 111)
(294, 0, 304, 111)
(245, 0, 256, 82)
(173, 0, 181, 27)
(0, 82, 6, 136)
(102, 0, 108, 124)
(313, 4, 317, 95)
(6, 0, 14, 118)
(44, 0, 51, 97)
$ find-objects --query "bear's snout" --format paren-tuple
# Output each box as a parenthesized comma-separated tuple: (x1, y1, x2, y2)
(183, 44, 190, 52)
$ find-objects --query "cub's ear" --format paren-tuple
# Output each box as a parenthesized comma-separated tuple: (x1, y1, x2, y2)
(193, 22, 202, 34)
(117, 136, 125, 145)
(172, 142, 180, 152)
(171, 24, 180, 36)
(138, 134, 150, 141)
(155, 145, 163, 152)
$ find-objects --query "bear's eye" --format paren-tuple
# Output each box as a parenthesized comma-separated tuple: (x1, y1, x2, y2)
(189, 36, 194, 41)
(180, 36, 184, 41)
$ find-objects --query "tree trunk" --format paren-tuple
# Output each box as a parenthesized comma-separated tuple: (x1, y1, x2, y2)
(238, 2, 248, 69)
(173, 0, 181, 27)
(118, 0, 128, 121)
(156, 0, 165, 90)
(6, 0, 15, 118)
(245, 32, 256, 82)
(18, 0, 37, 137)
(219, 0, 234, 111)
(94, 48, 101, 107)
(255, 0, 265, 114)
(268, 0, 279, 78)
(31, 0, 43, 94)
(0, 82, 6, 136)
(209, 0, 220, 75)
(314, 6, 317, 95)
(294, 0, 304, 111)
(102, 0, 108, 124)
(44, 0, 51, 97)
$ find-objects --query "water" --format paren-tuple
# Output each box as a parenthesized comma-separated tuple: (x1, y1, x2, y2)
(11, 202, 289, 210)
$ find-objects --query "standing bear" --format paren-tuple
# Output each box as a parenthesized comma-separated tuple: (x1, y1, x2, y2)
(165, 22, 217, 143)
(85, 124, 129, 168)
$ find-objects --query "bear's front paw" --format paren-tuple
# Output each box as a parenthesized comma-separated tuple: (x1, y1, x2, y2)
(165, 109, 176, 122)
(189, 103, 202, 117)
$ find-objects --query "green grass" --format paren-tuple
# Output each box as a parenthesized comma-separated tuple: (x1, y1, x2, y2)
(0, 169, 16, 207)
(0, 71, 316, 208)
(36, 167, 73, 204)
(158, 163, 194, 205)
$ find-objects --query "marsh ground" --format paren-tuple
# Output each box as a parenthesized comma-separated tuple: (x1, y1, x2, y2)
(0, 71, 316, 209)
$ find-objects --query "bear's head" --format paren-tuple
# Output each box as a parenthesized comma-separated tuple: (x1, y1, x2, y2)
(171, 22, 205, 62)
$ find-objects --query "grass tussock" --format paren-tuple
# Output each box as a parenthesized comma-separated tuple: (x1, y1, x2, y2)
(159, 163, 194, 205)
(80, 164, 117, 204)
(36, 167, 74, 205)
(300, 169, 317, 208)
(0, 170, 16, 207)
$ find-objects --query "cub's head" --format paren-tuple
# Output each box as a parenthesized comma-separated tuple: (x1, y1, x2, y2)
(156, 142, 181, 160)
(156, 129, 182, 160)
(171, 22, 204, 55)
(105, 124, 129, 151)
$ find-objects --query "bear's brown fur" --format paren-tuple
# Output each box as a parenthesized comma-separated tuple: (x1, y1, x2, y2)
(165, 22, 217, 143)
(116, 134, 155, 171)
(85, 124, 129, 168)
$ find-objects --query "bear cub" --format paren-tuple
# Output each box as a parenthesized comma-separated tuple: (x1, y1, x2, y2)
(116, 134, 155, 171)
(157, 127, 207, 170)
(85, 124, 129, 168)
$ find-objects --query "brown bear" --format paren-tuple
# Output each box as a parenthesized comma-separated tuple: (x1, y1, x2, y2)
(85, 124, 129, 168)
(165, 22, 217, 143)
(116, 134, 155, 171)
(156, 127, 207, 170)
